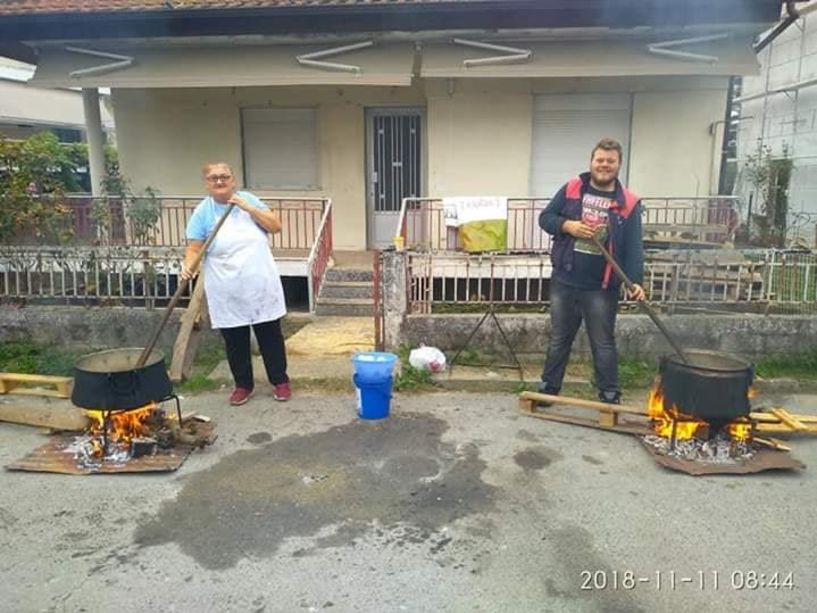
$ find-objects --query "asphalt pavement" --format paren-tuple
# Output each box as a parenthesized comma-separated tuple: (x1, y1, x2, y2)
(1, 388, 815, 613)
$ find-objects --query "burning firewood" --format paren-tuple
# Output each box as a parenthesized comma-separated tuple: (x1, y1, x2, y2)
(75, 402, 216, 464)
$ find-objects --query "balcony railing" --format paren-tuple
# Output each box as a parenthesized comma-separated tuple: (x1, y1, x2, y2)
(8, 194, 330, 252)
(396, 196, 740, 252)
(1, 195, 333, 311)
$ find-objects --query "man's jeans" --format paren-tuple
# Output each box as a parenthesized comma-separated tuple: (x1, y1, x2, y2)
(541, 279, 620, 400)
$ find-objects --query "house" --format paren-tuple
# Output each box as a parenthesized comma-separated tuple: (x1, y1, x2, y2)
(736, 0, 817, 246)
(0, 0, 785, 255)
(0, 57, 114, 145)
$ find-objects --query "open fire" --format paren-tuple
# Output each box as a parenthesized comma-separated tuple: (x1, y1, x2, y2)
(70, 402, 181, 465)
(61, 399, 219, 471)
(643, 384, 756, 464)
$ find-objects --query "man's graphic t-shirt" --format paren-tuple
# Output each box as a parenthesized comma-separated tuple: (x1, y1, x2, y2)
(558, 185, 617, 290)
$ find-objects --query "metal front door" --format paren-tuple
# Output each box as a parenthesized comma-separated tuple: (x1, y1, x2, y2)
(366, 109, 423, 248)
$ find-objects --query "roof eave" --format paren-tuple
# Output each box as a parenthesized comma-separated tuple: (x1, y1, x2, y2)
(0, 1, 784, 43)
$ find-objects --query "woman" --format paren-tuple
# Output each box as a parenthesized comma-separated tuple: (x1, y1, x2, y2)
(181, 162, 291, 404)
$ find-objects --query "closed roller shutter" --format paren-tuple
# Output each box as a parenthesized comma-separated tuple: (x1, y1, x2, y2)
(530, 94, 632, 198)
(241, 108, 319, 190)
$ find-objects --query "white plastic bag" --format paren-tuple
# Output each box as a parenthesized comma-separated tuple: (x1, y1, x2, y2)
(409, 345, 447, 373)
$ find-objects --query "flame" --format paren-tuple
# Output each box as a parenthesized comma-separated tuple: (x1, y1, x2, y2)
(726, 420, 752, 442)
(748, 386, 759, 399)
(647, 384, 754, 443)
(647, 386, 703, 440)
(84, 403, 157, 444)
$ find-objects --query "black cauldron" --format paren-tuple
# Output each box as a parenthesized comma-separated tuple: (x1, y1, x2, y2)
(659, 349, 754, 422)
(71, 348, 174, 410)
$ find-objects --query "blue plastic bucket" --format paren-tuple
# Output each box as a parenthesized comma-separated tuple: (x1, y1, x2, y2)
(352, 352, 397, 384)
(353, 374, 393, 420)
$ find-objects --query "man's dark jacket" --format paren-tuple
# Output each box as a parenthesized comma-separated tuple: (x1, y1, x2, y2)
(539, 172, 644, 290)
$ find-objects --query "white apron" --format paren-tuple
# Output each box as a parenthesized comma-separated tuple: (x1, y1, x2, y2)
(203, 206, 286, 329)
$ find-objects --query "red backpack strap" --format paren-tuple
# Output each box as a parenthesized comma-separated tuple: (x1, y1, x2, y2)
(565, 176, 583, 200)
(618, 187, 640, 218)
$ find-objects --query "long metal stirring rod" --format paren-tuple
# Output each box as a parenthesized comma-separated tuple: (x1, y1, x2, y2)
(590, 234, 689, 364)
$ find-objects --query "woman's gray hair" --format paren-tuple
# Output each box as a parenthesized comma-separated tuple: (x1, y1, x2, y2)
(201, 161, 234, 177)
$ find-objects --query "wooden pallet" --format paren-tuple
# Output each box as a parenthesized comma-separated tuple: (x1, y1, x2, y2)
(752, 408, 817, 435)
(518, 391, 650, 435)
(520, 391, 817, 440)
(0, 373, 73, 398)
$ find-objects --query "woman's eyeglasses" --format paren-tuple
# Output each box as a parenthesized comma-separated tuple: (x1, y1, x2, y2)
(206, 174, 232, 183)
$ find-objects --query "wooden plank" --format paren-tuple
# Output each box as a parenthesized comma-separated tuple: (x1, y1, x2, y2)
(751, 411, 817, 424)
(519, 391, 648, 416)
(0, 373, 72, 383)
(770, 408, 809, 432)
(756, 424, 817, 435)
(169, 274, 208, 383)
(0, 403, 90, 431)
(754, 437, 792, 452)
(0, 373, 73, 398)
(0, 388, 68, 399)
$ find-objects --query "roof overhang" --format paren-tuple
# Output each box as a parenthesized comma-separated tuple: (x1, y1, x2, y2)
(0, 1, 785, 43)
(421, 34, 760, 79)
(29, 42, 415, 88)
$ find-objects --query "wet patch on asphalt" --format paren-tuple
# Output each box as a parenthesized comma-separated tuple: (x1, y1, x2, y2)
(513, 447, 563, 471)
(134, 413, 498, 569)
(246, 432, 272, 445)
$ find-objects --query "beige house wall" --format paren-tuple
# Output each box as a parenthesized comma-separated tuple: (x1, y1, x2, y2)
(113, 76, 729, 250)
(630, 81, 729, 197)
(112, 85, 424, 251)
(424, 76, 729, 199)
(425, 79, 533, 197)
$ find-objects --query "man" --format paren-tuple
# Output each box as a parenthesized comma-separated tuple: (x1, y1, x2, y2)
(538, 138, 645, 405)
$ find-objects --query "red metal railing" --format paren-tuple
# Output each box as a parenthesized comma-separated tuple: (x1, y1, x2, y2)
(396, 196, 740, 252)
(306, 200, 333, 312)
(21, 195, 330, 251)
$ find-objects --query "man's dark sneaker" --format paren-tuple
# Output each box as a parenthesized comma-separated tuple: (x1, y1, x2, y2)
(536, 381, 560, 408)
(598, 390, 621, 405)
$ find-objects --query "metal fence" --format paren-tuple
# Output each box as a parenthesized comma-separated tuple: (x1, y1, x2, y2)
(0, 246, 191, 309)
(396, 196, 740, 252)
(406, 249, 817, 314)
(9, 195, 330, 251)
(0, 199, 332, 310)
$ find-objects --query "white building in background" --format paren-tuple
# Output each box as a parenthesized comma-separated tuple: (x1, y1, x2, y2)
(0, 57, 114, 143)
(736, 0, 817, 246)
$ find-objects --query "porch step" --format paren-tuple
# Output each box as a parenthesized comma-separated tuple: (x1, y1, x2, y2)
(319, 281, 374, 300)
(325, 268, 373, 283)
(314, 298, 374, 317)
(315, 265, 375, 317)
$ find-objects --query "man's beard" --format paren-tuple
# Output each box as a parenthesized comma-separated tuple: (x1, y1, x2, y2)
(591, 171, 617, 190)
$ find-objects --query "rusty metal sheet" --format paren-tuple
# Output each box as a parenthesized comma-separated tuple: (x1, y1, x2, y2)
(640, 439, 805, 476)
(5, 433, 201, 475)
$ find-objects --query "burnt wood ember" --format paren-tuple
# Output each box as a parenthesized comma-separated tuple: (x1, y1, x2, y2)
(643, 432, 754, 464)
(130, 437, 157, 458)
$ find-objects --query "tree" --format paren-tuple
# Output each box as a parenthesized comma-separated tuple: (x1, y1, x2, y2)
(741, 143, 793, 248)
(0, 132, 82, 244)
